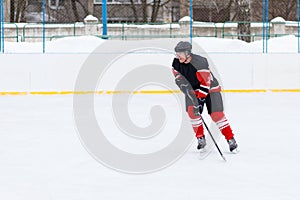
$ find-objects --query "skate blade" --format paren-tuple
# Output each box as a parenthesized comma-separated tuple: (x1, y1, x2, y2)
(231, 148, 239, 154)
(198, 148, 207, 153)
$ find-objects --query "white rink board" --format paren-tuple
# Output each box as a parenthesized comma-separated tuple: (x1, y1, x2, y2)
(0, 36, 300, 92)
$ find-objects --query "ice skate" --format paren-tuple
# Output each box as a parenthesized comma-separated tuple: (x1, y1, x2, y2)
(227, 137, 238, 153)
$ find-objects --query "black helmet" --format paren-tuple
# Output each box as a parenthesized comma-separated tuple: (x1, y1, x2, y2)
(174, 41, 192, 55)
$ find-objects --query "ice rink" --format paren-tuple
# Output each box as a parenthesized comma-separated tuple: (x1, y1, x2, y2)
(0, 92, 299, 200)
(0, 36, 300, 199)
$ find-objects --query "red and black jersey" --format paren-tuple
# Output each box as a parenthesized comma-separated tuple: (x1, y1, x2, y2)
(172, 54, 221, 99)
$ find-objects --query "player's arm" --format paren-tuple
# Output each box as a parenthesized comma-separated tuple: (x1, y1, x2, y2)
(195, 68, 211, 99)
(172, 68, 189, 93)
(172, 59, 189, 94)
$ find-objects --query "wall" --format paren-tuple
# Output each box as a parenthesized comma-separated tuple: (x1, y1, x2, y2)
(0, 39, 299, 93)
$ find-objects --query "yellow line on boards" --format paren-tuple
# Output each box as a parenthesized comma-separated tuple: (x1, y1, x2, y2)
(0, 92, 28, 96)
(270, 89, 300, 93)
(105, 90, 132, 94)
(222, 89, 267, 93)
(0, 89, 300, 96)
(136, 90, 181, 94)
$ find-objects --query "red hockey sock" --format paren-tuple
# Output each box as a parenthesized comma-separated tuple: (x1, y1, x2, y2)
(220, 125, 234, 140)
(194, 124, 204, 138)
(187, 106, 204, 138)
(210, 112, 234, 140)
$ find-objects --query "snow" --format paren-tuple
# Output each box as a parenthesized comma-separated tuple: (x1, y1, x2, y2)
(84, 15, 99, 23)
(285, 21, 300, 27)
(106, 23, 180, 29)
(193, 35, 299, 53)
(217, 22, 273, 28)
(271, 16, 286, 23)
(4, 36, 103, 53)
(193, 22, 216, 28)
(179, 16, 193, 22)
(0, 36, 300, 199)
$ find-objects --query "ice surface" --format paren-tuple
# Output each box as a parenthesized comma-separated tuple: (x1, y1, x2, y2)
(0, 36, 300, 199)
(0, 93, 299, 200)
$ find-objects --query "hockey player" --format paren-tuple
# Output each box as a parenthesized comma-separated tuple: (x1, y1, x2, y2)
(172, 41, 238, 152)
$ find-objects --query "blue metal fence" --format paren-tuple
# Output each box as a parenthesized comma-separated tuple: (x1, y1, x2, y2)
(102, 0, 108, 39)
(189, 0, 193, 44)
(0, 0, 4, 53)
(262, 0, 269, 53)
(298, 0, 300, 53)
(0, 0, 300, 53)
(42, 0, 46, 53)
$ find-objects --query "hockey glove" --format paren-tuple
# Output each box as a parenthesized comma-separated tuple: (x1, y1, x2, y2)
(194, 98, 206, 116)
(193, 105, 201, 116)
(175, 78, 190, 95)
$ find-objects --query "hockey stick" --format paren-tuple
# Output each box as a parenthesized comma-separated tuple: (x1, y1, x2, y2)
(185, 89, 226, 161)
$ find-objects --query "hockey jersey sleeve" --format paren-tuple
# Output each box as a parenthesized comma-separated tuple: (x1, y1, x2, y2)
(194, 58, 211, 99)
(172, 59, 188, 91)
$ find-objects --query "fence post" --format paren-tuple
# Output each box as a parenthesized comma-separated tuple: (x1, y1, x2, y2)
(265, 0, 269, 53)
(73, 23, 76, 36)
(271, 17, 286, 37)
(0, 0, 4, 53)
(0, 0, 2, 53)
(189, 0, 193, 43)
(262, 0, 265, 52)
(122, 23, 125, 40)
(297, 0, 300, 53)
(84, 15, 99, 35)
(169, 22, 172, 38)
(262, 0, 269, 53)
(42, 0, 46, 53)
(179, 16, 192, 38)
(102, 0, 108, 39)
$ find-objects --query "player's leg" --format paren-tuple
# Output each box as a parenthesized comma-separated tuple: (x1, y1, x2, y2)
(185, 96, 206, 150)
(187, 105, 204, 138)
(206, 92, 238, 151)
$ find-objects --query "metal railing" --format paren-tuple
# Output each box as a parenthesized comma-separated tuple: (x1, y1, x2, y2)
(3, 23, 19, 42)
(222, 21, 271, 42)
(19, 22, 218, 41)
(0, 21, 299, 52)
(22, 23, 80, 42)
(222, 21, 300, 42)
(0, 21, 298, 42)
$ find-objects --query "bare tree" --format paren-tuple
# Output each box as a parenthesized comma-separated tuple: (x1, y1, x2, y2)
(213, 0, 234, 22)
(193, 0, 234, 22)
(236, 0, 251, 42)
(251, 0, 297, 21)
(69, 0, 89, 22)
(71, 0, 80, 22)
(130, 0, 139, 21)
(150, 0, 161, 22)
(142, 0, 147, 22)
(87, 0, 93, 15)
(11, 0, 27, 22)
(179, 0, 189, 18)
(269, 0, 297, 20)
(74, 0, 89, 18)
(130, 0, 171, 22)
(4, 0, 10, 21)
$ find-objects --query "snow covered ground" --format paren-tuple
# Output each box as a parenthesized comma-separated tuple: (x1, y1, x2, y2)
(0, 36, 300, 199)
